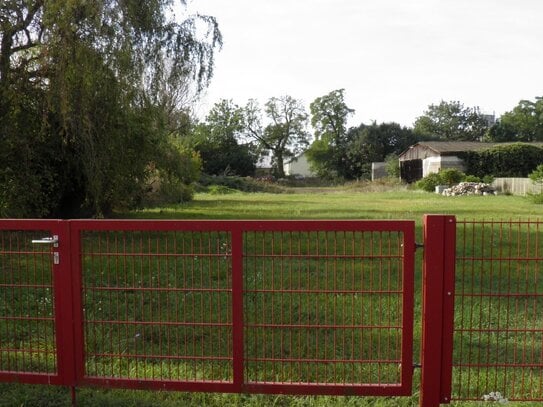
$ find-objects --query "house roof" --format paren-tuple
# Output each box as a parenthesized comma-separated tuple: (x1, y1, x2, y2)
(399, 141, 543, 160)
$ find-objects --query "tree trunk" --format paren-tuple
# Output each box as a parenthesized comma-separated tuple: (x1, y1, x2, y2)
(274, 151, 285, 178)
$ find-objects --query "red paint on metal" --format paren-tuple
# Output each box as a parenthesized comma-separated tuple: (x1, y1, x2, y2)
(0, 219, 415, 398)
(420, 215, 456, 407)
(451, 219, 543, 402)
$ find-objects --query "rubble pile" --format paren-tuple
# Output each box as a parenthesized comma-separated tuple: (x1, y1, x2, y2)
(442, 182, 496, 196)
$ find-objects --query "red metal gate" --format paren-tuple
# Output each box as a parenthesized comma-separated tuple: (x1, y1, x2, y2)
(0, 220, 75, 386)
(0, 220, 415, 397)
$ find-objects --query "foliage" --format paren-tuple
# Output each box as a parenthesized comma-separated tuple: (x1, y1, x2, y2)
(528, 164, 543, 202)
(197, 175, 285, 194)
(306, 89, 354, 178)
(529, 164, 543, 186)
(244, 96, 310, 178)
(413, 100, 489, 141)
(415, 169, 466, 192)
(460, 143, 543, 178)
(438, 168, 465, 186)
(486, 97, 543, 142)
(190, 100, 257, 176)
(384, 153, 400, 178)
(0, 0, 221, 217)
(343, 122, 417, 180)
(415, 173, 443, 192)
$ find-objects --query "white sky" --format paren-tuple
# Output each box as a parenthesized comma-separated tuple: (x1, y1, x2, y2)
(186, 0, 543, 128)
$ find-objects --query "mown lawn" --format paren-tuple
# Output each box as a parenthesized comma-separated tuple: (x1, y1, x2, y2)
(127, 190, 542, 223)
(2, 188, 542, 406)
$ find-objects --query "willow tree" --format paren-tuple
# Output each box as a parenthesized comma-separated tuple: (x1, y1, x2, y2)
(0, 0, 221, 217)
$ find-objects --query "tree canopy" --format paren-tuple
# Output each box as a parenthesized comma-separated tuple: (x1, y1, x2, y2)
(306, 89, 354, 179)
(486, 97, 543, 142)
(245, 96, 309, 178)
(413, 100, 489, 141)
(190, 99, 257, 176)
(0, 0, 221, 217)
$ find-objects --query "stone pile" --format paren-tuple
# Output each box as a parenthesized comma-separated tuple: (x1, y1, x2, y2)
(442, 182, 496, 196)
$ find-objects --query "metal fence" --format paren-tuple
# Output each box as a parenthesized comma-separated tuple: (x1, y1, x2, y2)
(0, 219, 415, 397)
(452, 220, 543, 402)
(1, 217, 543, 407)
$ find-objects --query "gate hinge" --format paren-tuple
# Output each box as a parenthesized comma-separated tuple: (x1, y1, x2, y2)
(415, 243, 424, 251)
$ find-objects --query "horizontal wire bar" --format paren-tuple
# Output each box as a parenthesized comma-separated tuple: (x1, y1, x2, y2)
(243, 254, 403, 260)
(456, 292, 543, 297)
(0, 283, 53, 289)
(89, 353, 232, 362)
(244, 288, 402, 295)
(455, 327, 543, 333)
(453, 362, 543, 368)
(85, 320, 231, 327)
(82, 252, 230, 258)
(85, 286, 231, 293)
(245, 357, 401, 364)
(0, 316, 54, 322)
(246, 323, 402, 330)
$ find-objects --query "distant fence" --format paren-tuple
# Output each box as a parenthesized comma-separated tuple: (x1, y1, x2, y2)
(492, 178, 542, 196)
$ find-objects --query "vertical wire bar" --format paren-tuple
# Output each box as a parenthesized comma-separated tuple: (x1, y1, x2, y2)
(231, 227, 244, 391)
(288, 231, 293, 383)
(279, 232, 290, 382)
(174, 232, 180, 381)
(520, 222, 528, 397)
(123, 232, 131, 380)
(495, 222, 504, 392)
(504, 220, 513, 395)
(165, 233, 171, 380)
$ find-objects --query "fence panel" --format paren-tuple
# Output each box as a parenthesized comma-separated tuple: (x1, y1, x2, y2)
(452, 220, 543, 402)
(70, 221, 237, 393)
(242, 222, 414, 396)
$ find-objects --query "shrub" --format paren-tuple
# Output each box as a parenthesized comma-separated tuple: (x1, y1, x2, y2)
(463, 175, 481, 182)
(439, 168, 465, 186)
(416, 173, 443, 192)
(208, 185, 237, 195)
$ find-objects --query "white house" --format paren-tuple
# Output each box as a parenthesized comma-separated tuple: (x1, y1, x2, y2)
(284, 153, 315, 178)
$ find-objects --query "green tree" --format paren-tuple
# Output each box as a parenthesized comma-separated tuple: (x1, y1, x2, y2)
(0, 0, 221, 217)
(414, 100, 489, 141)
(191, 99, 257, 176)
(305, 89, 354, 178)
(245, 96, 310, 178)
(343, 122, 416, 179)
(486, 97, 543, 142)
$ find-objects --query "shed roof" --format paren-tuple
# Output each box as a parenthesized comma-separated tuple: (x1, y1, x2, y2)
(399, 141, 543, 161)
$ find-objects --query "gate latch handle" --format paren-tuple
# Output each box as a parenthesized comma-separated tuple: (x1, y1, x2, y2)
(31, 235, 59, 247)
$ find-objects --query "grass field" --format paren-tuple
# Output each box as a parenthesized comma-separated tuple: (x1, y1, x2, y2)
(1, 186, 543, 406)
(127, 189, 543, 222)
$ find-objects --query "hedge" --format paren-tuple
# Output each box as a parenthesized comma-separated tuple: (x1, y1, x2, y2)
(459, 143, 543, 178)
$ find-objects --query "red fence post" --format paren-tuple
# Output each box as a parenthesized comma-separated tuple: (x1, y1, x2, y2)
(420, 215, 456, 407)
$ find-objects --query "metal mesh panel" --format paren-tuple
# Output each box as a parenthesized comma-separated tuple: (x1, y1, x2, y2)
(453, 220, 543, 402)
(243, 230, 405, 386)
(0, 230, 57, 374)
(80, 230, 233, 382)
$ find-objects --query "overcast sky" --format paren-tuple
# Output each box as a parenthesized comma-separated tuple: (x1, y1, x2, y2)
(186, 0, 543, 127)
